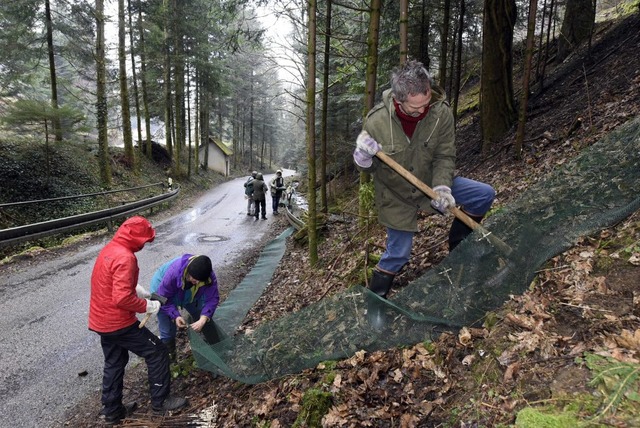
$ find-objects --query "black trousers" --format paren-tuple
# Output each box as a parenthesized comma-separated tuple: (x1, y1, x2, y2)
(254, 197, 266, 218)
(98, 322, 170, 414)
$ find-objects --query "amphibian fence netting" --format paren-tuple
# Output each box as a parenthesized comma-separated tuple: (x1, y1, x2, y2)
(190, 117, 640, 384)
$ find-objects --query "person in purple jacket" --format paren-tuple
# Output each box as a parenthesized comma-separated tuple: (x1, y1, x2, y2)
(149, 254, 219, 360)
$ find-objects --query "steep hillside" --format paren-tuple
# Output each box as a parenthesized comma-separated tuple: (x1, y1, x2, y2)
(60, 12, 640, 428)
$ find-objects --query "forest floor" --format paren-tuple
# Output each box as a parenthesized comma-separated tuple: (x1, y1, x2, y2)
(58, 12, 640, 428)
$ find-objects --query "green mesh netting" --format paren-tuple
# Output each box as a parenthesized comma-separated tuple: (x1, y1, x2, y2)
(190, 117, 640, 384)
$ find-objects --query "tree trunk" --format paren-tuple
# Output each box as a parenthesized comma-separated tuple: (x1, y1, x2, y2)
(535, 0, 547, 83)
(480, 0, 517, 152)
(137, 0, 152, 158)
(399, 0, 408, 64)
(241, 117, 246, 163)
(195, 69, 201, 172)
(418, 1, 431, 69)
(452, 0, 466, 122)
(307, 0, 318, 265)
(447, 18, 457, 100)
(514, 0, 539, 158)
(163, 0, 173, 161)
(557, 0, 595, 62)
(172, 0, 184, 177)
(44, 0, 62, 142)
(118, 0, 134, 166)
(217, 99, 223, 156)
(200, 76, 209, 170)
(232, 98, 238, 170)
(127, 0, 142, 164)
(249, 73, 255, 171)
(261, 120, 266, 169)
(363, 0, 380, 116)
(439, 0, 451, 88)
(359, 0, 381, 226)
(199, 71, 210, 170)
(538, 0, 555, 93)
(95, 0, 111, 187)
(186, 62, 192, 178)
(320, 0, 332, 214)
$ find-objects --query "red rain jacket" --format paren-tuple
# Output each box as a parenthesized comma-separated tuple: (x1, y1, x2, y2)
(88, 216, 156, 333)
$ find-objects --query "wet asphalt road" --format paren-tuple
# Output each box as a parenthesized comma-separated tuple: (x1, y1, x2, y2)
(0, 171, 290, 428)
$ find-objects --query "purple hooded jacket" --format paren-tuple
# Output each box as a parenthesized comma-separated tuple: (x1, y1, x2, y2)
(151, 254, 219, 320)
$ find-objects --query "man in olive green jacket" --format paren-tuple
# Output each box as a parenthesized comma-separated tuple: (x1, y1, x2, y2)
(353, 59, 495, 298)
(252, 172, 269, 220)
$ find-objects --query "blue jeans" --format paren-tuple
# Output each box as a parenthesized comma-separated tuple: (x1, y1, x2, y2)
(157, 298, 205, 343)
(449, 176, 495, 216)
(272, 193, 282, 212)
(377, 176, 494, 273)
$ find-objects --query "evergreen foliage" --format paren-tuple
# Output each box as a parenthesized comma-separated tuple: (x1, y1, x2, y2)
(2, 99, 86, 140)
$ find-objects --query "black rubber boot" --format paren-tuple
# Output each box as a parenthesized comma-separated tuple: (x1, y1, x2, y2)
(448, 214, 484, 251)
(369, 269, 395, 298)
(366, 269, 395, 331)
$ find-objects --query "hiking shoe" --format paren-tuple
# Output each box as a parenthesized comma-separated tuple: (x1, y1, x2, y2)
(103, 402, 137, 425)
(103, 408, 125, 425)
(152, 396, 188, 413)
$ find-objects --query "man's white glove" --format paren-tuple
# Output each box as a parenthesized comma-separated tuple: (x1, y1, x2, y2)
(353, 130, 381, 168)
(136, 284, 151, 299)
(145, 299, 161, 315)
(430, 185, 455, 213)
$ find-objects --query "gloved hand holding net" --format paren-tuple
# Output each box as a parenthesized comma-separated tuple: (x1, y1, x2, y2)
(430, 185, 455, 213)
(353, 131, 381, 168)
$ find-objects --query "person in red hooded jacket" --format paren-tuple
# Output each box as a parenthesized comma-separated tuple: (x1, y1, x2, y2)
(89, 216, 186, 425)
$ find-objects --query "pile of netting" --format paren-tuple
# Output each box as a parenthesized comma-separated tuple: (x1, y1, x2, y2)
(190, 117, 640, 384)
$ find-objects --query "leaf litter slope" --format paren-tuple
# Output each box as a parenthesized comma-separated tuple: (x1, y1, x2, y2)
(60, 13, 640, 428)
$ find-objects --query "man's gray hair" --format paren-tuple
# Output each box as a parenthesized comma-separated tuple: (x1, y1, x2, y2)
(390, 60, 432, 102)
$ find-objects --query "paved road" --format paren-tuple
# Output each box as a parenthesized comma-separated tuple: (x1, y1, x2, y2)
(0, 170, 292, 428)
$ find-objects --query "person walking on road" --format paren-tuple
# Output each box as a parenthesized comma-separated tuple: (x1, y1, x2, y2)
(149, 254, 220, 360)
(88, 216, 187, 425)
(252, 172, 268, 220)
(244, 171, 257, 215)
(269, 169, 286, 215)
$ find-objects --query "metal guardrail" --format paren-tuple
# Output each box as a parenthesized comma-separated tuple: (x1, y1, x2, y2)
(0, 186, 180, 248)
(0, 182, 165, 208)
(284, 205, 305, 231)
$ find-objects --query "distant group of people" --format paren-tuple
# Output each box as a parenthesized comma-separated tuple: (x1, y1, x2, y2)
(89, 216, 220, 425)
(243, 169, 286, 220)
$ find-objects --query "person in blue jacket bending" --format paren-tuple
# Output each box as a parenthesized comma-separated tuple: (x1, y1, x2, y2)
(150, 254, 219, 359)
